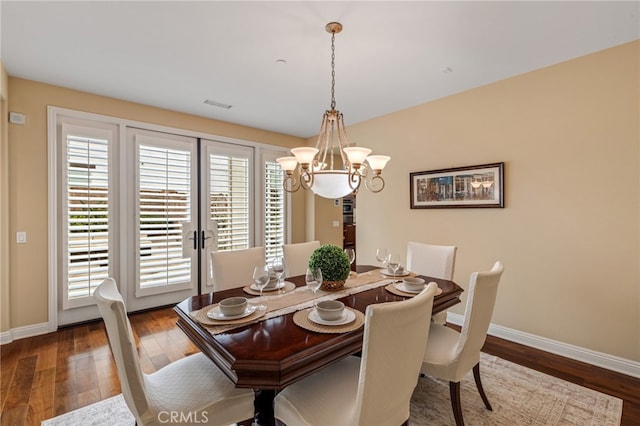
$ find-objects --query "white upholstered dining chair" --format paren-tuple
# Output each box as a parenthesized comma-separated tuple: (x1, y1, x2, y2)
(406, 241, 457, 324)
(282, 240, 320, 278)
(94, 278, 255, 426)
(210, 246, 266, 291)
(274, 282, 439, 426)
(419, 261, 504, 426)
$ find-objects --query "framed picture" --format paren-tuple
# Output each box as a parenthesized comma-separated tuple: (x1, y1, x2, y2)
(410, 162, 504, 209)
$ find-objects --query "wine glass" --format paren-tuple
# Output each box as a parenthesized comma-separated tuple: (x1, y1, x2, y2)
(252, 265, 270, 310)
(344, 248, 356, 265)
(376, 248, 388, 267)
(387, 253, 401, 277)
(271, 257, 286, 289)
(305, 267, 323, 308)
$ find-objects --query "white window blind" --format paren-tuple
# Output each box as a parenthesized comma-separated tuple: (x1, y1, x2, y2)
(264, 160, 285, 262)
(65, 134, 110, 302)
(138, 144, 192, 288)
(209, 154, 250, 251)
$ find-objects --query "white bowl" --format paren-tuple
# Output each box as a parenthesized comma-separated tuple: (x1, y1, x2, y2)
(402, 277, 426, 292)
(219, 297, 248, 316)
(315, 300, 345, 321)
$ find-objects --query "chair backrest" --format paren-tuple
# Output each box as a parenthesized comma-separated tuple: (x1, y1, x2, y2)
(94, 278, 153, 424)
(454, 261, 504, 372)
(355, 282, 438, 426)
(282, 241, 320, 278)
(210, 246, 266, 291)
(406, 242, 457, 280)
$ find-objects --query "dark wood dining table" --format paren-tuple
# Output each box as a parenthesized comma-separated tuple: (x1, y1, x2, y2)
(174, 265, 463, 425)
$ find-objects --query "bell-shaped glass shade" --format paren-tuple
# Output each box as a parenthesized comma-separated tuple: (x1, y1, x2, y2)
(311, 171, 359, 199)
(291, 147, 319, 165)
(276, 156, 299, 172)
(366, 155, 391, 171)
(343, 147, 372, 165)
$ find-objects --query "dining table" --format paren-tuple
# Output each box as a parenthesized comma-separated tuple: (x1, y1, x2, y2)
(173, 265, 463, 425)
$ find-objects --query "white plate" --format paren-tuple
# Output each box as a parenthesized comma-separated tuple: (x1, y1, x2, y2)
(250, 282, 285, 292)
(207, 305, 257, 320)
(394, 283, 422, 294)
(380, 269, 410, 277)
(308, 308, 356, 326)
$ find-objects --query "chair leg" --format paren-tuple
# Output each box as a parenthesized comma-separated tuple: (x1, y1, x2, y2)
(449, 381, 465, 426)
(473, 362, 493, 411)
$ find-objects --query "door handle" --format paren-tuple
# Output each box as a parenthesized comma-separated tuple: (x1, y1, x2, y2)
(188, 230, 198, 250)
(201, 231, 211, 248)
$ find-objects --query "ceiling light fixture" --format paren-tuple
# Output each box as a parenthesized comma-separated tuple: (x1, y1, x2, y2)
(277, 22, 390, 199)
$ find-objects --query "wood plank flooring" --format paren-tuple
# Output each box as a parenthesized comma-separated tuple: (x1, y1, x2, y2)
(1, 307, 638, 425)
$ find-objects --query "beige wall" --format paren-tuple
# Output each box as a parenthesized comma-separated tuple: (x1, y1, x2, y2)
(351, 41, 639, 361)
(312, 195, 343, 246)
(6, 78, 306, 330)
(1, 61, 10, 333)
(317, 195, 343, 246)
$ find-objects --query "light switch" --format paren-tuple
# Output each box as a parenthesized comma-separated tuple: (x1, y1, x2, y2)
(16, 232, 27, 244)
(332, 221, 340, 228)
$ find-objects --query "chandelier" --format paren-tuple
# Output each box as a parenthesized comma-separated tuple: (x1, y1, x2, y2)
(277, 22, 390, 199)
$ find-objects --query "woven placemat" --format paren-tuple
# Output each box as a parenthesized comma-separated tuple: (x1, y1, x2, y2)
(194, 304, 267, 326)
(242, 281, 296, 296)
(293, 307, 364, 334)
(385, 283, 443, 298)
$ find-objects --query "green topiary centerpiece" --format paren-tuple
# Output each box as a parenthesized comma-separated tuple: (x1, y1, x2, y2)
(308, 244, 351, 291)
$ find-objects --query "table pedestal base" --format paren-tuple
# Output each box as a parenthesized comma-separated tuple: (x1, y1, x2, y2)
(254, 389, 276, 426)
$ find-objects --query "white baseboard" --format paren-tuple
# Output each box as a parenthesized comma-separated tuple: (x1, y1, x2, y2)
(0, 330, 13, 344)
(0, 322, 51, 345)
(447, 313, 640, 379)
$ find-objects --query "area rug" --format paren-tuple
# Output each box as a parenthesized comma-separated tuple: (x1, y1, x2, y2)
(43, 353, 622, 425)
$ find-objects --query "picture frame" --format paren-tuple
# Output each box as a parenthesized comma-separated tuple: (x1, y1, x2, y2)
(410, 162, 504, 209)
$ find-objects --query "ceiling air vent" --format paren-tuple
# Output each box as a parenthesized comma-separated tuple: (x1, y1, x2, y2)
(204, 99, 232, 109)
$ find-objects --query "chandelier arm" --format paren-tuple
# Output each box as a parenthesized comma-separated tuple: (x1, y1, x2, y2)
(300, 168, 314, 190)
(364, 173, 385, 193)
(329, 118, 336, 170)
(347, 168, 362, 192)
(318, 114, 330, 168)
(316, 112, 329, 151)
(336, 113, 349, 168)
(282, 172, 300, 193)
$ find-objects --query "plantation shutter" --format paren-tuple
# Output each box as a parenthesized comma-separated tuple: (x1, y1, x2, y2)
(264, 159, 285, 262)
(208, 151, 251, 251)
(62, 126, 111, 309)
(134, 130, 197, 296)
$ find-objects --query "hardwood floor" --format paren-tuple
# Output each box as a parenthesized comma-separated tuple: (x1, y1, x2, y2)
(1, 307, 639, 425)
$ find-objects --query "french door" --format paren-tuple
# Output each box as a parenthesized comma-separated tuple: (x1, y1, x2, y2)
(54, 115, 288, 325)
(123, 128, 200, 311)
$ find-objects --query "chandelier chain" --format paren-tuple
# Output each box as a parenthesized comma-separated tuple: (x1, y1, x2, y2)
(330, 31, 336, 111)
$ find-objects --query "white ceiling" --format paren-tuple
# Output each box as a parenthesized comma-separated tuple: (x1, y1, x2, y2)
(2, 1, 639, 138)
